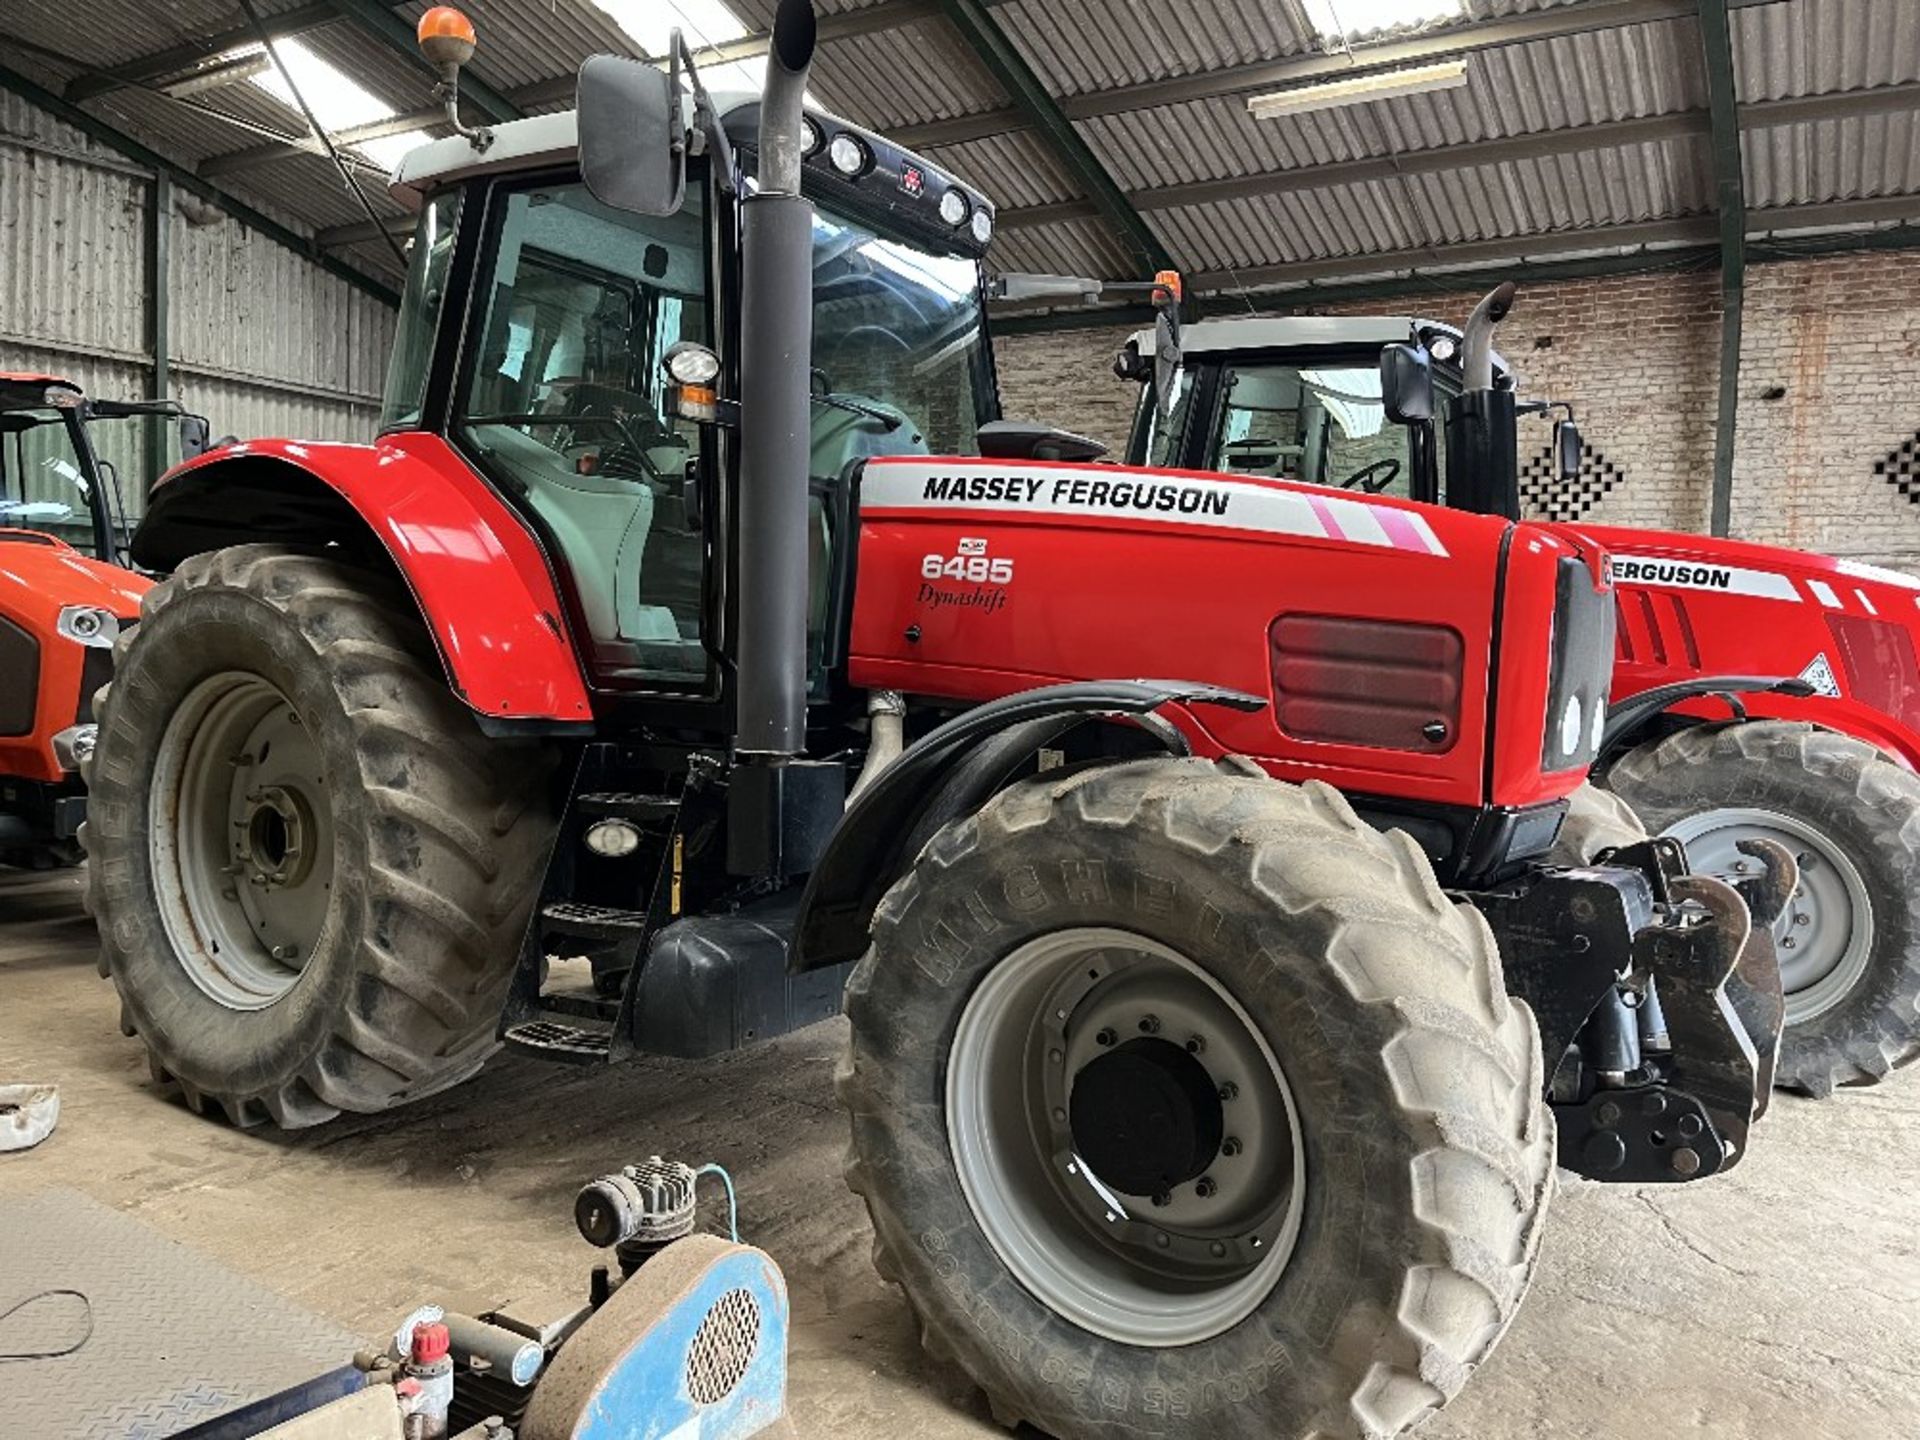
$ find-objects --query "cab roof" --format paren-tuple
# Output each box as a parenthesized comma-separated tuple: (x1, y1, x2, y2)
(1129, 314, 1513, 383)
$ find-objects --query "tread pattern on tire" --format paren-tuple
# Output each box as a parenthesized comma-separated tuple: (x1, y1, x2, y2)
(1546, 782, 1649, 867)
(1607, 721, 1920, 1096)
(839, 757, 1554, 1440)
(85, 545, 554, 1127)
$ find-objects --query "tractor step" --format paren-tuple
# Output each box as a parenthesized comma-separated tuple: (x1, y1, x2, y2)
(501, 1018, 614, 1063)
(541, 901, 649, 939)
(576, 792, 681, 821)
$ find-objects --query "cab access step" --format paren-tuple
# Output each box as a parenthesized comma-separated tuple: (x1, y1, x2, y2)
(498, 746, 849, 1065)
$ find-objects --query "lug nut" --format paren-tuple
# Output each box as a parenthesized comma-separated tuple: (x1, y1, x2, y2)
(1138, 1014, 1162, 1035)
(1185, 1035, 1205, 1054)
(1095, 1028, 1117, 1047)
(1596, 1101, 1622, 1128)
(1671, 1147, 1702, 1177)
(1194, 1176, 1217, 1198)
(1794, 913, 1810, 926)
(1221, 1136, 1243, 1157)
(1218, 1082, 1238, 1101)
(1782, 937, 1797, 949)
(1151, 1191, 1171, 1208)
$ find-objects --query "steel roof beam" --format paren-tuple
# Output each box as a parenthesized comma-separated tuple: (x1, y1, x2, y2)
(898, 0, 1785, 150)
(990, 219, 1920, 336)
(64, 2, 340, 103)
(1699, 0, 1745, 537)
(932, 0, 1171, 273)
(1157, 197, 1920, 299)
(0, 59, 398, 306)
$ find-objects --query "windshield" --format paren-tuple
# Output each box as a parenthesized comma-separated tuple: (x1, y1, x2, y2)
(0, 407, 104, 556)
(808, 205, 990, 474)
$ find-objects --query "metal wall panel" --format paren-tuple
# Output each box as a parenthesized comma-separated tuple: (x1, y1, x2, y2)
(0, 90, 395, 512)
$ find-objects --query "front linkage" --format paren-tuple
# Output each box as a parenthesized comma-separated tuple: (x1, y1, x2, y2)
(1479, 838, 1788, 1183)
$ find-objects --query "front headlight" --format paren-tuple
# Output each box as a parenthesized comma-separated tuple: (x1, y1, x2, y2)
(1541, 556, 1614, 771)
(57, 606, 119, 648)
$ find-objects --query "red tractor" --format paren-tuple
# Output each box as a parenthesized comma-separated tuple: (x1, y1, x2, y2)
(1117, 292, 1920, 1099)
(85, 8, 1785, 1436)
(0, 373, 185, 868)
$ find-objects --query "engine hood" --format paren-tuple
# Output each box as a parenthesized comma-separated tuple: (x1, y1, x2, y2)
(0, 531, 149, 626)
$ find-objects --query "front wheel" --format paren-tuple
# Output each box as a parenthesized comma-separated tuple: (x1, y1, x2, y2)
(840, 757, 1552, 1439)
(1606, 722, 1920, 1097)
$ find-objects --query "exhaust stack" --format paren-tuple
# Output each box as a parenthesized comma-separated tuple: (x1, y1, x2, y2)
(1446, 282, 1521, 520)
(734, 0, 818, 759)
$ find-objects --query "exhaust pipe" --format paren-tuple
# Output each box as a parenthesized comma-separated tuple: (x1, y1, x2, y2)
(734, 0, 818, 759)
(1461, 280, 1515, 394)
(1446, 282, 1520, 520)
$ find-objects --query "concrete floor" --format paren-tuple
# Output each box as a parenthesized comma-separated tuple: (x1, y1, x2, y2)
(3, 863, 1918, 1440)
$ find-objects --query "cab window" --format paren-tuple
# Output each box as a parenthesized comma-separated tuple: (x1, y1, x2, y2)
(1210, 361, 1412, 499)
(0, 408, 101, 557)
(460, 178, 710, 688)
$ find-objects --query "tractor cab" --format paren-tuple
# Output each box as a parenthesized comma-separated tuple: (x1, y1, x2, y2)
(1119, 309, 1586, 520)
(1123, 315, 1518, 504)
(381, 96, 996, 701)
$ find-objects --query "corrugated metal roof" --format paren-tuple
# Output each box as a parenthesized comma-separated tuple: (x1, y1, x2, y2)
(0, 0, 1916, 299)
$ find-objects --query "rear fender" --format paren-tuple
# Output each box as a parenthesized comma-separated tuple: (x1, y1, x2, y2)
(792, 679, 1265, 972)
(135, 434, 592, 727)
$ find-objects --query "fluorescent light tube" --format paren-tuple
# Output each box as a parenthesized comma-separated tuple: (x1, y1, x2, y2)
(1247, 59, 1469, 119)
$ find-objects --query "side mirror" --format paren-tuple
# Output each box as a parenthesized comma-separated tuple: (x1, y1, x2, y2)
(576, 54, 685, 217)
(1112, 340, 1151, 383)
(1152, 307, 1183, 421)
(1380, 343, 1434, 424)
(1554, 418, 1583, 480)
(179, 414, 211, 460)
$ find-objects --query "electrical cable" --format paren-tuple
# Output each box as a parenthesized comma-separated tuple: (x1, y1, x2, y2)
(695, 1163, 741, 1242)
(0, 1289, 94, 1362)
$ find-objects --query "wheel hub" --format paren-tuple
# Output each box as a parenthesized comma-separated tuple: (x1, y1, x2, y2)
(1068, 1037, 1223, 1197)
(236, 784, 315, 889)
(1662, 806, 1872, 1026)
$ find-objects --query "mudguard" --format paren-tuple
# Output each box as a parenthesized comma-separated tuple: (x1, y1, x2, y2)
(1600, 675, 1815, 760)
(135, 432, 592, 726)
(792, 679, 1264, 972)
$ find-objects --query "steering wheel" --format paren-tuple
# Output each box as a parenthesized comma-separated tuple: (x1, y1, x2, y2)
(1340, 458, 1402, 494)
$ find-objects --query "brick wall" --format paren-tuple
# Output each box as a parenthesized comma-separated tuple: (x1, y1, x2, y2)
(991, 248, 1920, 573)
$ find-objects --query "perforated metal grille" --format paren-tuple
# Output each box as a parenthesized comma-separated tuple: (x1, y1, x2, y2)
(1518, 440, 1627, 523)
(685, 1287, 761, 1405)
(1874, 432, 1920, 504)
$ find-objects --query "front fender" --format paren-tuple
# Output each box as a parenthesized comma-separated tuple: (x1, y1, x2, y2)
(136, 433, 591, 725)
(792, 679, 1265, 973)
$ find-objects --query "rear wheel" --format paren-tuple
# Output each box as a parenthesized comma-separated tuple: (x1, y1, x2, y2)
(1606, 722, 1920, 1096)
(85, 545, 556, 1127)
(841, 757, 1552, 1439)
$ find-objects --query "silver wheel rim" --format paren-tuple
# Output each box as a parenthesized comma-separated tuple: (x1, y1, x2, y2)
(945, 927, 1305, 1347)
(1663, 806, 1873, 1025)
(148, 672, 335, 1011)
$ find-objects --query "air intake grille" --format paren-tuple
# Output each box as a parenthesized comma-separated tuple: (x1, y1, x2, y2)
(685, 1287, 761, 1405)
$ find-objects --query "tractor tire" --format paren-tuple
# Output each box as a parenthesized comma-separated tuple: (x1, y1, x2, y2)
(1605, 722, 1920, 1097)
(84, 545, 556, 1128)
(1547, 782, 1647, 866)
(839, 756, 1553, 1440)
